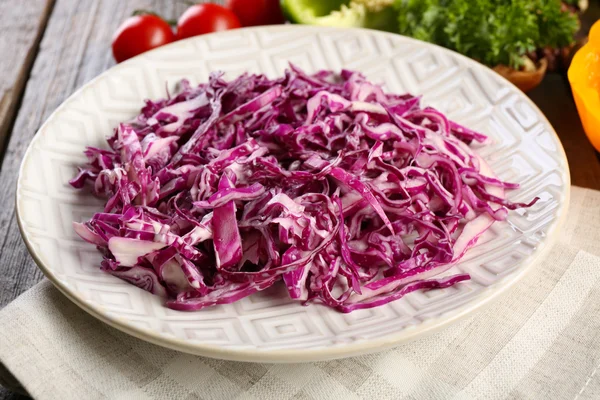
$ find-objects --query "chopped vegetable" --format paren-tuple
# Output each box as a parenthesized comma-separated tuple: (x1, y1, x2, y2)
(70, 66, 536, 312)
(568, 20, 600, 152)
(281, 0, 397, 31)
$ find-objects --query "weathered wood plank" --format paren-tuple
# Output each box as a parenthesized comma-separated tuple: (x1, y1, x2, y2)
(0, 1, 194, 398)
(0, 0, 55, 160)
(0, 0, 193, 304)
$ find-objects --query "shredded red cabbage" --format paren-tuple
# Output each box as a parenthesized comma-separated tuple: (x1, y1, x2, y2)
(70, 65, 537, 313)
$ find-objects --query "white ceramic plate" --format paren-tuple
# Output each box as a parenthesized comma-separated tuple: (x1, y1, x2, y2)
(16, 26, 570, 362)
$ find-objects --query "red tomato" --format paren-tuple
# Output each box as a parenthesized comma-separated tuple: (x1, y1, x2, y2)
(112, 14, 175, 63)
(176, 4, 241, 40)
(226, 0, 285, 27)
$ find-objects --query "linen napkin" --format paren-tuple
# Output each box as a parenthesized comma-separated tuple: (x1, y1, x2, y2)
(1, 186, 599, 400)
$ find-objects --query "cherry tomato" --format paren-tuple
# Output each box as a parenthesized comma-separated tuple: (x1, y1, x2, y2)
(226, 0, 285, 27)
(112, 14, 175, 63)
(176, 4, 241, 40)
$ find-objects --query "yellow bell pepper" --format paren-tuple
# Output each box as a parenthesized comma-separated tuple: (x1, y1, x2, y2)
(568, 20, 600, 152)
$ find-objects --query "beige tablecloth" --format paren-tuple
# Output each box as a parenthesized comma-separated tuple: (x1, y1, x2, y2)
(1, 186, 599, 400)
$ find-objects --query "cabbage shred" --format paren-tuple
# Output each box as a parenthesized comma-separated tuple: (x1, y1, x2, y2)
(70, 65, 536, 312)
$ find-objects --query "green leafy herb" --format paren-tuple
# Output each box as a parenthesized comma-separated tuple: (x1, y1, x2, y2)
(395, 0, 578, 70)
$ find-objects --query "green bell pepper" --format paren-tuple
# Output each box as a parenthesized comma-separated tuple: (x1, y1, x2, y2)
(281, 0, 397, 32)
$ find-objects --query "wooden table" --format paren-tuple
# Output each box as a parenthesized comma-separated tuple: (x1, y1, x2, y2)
(0, 1, 599, 398)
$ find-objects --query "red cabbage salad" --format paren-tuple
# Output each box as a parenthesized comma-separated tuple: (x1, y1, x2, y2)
(70, 65, 537, 313)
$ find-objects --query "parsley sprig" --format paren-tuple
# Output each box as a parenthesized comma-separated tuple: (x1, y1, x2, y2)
(395, 0, 578, 70)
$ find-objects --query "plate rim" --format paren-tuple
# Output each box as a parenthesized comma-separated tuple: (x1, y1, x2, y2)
(15, 24, 571, 363)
